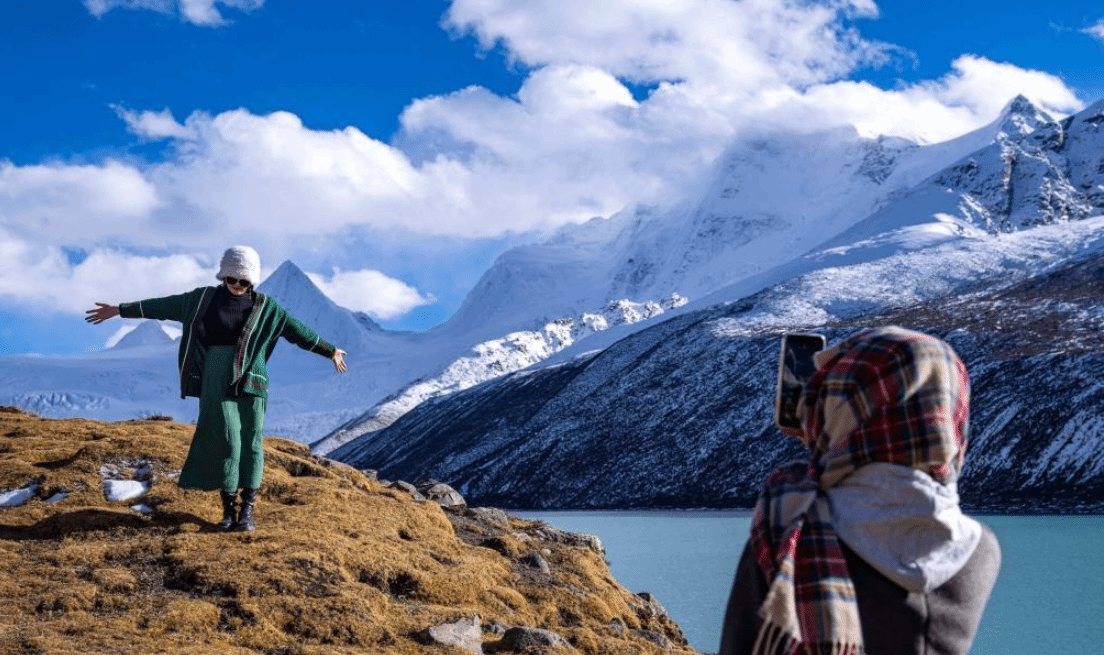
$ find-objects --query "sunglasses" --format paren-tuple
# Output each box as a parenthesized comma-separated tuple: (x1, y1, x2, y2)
(223, 277, 252, 288)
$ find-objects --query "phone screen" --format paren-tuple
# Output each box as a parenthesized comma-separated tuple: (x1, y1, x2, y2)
(774, 333, 826, 432)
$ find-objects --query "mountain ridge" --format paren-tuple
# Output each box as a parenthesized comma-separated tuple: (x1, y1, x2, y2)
(329, 239, 1104, 512)
(316, 95, 1104, 453)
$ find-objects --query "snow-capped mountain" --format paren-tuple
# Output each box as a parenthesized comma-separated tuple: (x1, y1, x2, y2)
(329, 221, 1104, 512)
(321, 97, 1104, 511)
(315, 95, 1104, 454)
(439, 115, 970, 343)
(806, 95, 1103, 257)
(441, 94, 1077, 339)
(111, 320, 177, 349)
(312, 110, 994, 451)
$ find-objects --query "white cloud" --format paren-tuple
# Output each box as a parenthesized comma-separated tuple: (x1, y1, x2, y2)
(398, 64, 697, 231)
(440, 0, 1082, 144)
(915, 55, 1082, 121)
(84, 0, 170, 19)
(1083, 19, 1104, 44)
(83, 0, 264, 26)
(113, 106, 197, 140)
(444, 0, 885, 90)
(148, 109, 441, 237)
(0, 159, 162, 245)
(0, 229, 213, 314)
(306, 269, 435, 320)
(766, 55, 1083, 143)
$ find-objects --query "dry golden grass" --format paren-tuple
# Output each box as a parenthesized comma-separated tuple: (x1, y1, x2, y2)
(0, 408, 697, 654)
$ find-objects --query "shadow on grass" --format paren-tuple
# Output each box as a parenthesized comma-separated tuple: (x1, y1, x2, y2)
(0, 509, 217, 540)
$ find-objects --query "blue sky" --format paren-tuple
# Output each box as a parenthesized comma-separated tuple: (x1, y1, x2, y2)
(1, 0, 1102, 356)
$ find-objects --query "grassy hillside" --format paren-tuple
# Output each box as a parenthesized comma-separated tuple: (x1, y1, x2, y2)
(0, 408, 695, 654)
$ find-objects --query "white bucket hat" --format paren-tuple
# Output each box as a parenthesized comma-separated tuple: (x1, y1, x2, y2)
(216, 246, 261, 286)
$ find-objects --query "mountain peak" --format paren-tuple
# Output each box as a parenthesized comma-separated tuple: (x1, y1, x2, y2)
(996, 94, 1056, 138)
(112, 320, 176, 349)
(261, 259, 319, 293)
(258, 260, 339, 312)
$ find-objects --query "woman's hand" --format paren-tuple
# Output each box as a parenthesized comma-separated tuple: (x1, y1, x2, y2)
(331, 348, 348, 373)
(85, 303, 120, 324)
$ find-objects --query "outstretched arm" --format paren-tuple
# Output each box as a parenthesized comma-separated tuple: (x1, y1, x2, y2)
(278, 313, 347, 373)
(89, 291, 196, 323)
(331, 348, 348, 373)
(85, 303, 120, 324)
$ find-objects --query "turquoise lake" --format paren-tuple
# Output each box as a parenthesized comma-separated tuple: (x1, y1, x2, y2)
(523, 512, 1104, 654)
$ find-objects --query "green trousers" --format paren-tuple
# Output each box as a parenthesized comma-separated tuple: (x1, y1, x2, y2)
(178, 345, 266, 492)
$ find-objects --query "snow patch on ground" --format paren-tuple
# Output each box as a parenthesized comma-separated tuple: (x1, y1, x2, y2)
(103, 479, 151, 503)
(0, 482, 38, 507)
(100, 460, 157, 505)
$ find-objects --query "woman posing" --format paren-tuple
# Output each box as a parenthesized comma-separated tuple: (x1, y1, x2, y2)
(85, 246, 347, 532)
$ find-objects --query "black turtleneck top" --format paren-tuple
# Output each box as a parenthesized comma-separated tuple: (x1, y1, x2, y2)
(201, 285, 255, 346)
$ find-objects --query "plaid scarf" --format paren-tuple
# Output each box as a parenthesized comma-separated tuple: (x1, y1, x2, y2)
(750, 326, 969, 655)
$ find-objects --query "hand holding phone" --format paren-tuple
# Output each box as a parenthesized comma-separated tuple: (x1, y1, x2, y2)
(774, 333, 826, 432)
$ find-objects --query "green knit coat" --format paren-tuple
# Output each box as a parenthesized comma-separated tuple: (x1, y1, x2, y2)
(119, 287, 337, 399)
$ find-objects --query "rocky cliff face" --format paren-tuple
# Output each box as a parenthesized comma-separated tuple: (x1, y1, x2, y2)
(932, 95, 1104, 232)
(330, 249, 1104, 513)
(0, 408, 696, 654)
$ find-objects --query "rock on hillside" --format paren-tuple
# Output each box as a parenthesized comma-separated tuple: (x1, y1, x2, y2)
(0, 408, 695, 655)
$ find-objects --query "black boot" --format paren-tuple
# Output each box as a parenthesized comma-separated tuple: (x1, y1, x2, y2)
(235, 488, 257, 532)
(217, 490, 238, 531)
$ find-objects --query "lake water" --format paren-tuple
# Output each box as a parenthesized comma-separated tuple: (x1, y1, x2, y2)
(522, 512, 1104, 654)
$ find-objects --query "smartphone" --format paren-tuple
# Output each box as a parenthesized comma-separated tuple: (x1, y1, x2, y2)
(774, 333, 826, 432)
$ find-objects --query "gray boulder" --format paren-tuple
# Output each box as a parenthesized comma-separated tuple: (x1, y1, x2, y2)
(533, 525, 604, 555)
(635, 591, 671, 620)
(385, 480, 426, 502)
(416, 479, 469, 513)
(418, 615, 483, 654)
(520, 551, 550, 574)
